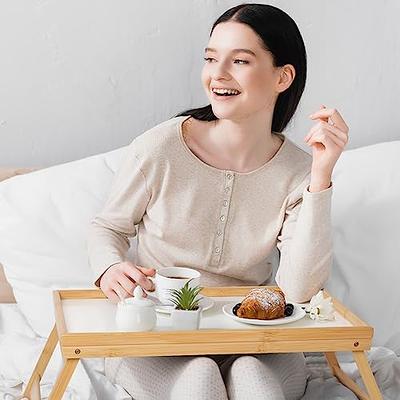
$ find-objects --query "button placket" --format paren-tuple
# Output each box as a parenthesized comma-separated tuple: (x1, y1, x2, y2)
(211, 171, 234, 266)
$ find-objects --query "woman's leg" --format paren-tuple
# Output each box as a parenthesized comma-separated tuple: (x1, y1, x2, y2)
(105, 355, 229, 400)
(224, 352, 309, 400)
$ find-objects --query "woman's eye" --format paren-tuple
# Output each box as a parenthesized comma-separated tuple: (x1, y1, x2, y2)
(203, 57, 248, 65)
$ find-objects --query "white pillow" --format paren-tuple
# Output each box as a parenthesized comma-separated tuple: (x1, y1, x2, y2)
(0, 145, 137, 337)
(326, 140, 400, 350)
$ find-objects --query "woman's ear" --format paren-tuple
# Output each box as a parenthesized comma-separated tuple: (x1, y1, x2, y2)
(276, 64, 296, 93)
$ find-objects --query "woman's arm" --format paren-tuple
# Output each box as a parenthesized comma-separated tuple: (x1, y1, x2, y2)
(277, 105, 348, 302)
(87, 140, 151, 287)
(275, 173, 333, 303)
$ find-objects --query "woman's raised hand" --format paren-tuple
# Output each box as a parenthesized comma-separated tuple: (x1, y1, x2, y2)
(99, 261, 156, 303)
(304, 104, 349, 174)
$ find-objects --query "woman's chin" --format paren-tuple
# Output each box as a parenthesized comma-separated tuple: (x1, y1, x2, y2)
(210, 95, 245, 113)
(211, 105, 244, 120)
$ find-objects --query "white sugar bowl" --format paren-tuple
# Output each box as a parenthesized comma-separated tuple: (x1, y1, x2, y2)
(116, 286, 157, 331)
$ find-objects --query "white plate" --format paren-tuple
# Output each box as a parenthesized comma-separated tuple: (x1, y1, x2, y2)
(154, 296, 214, 314)
(222, 302, 306, 325)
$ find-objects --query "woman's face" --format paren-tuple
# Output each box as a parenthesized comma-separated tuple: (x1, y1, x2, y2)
(201, 21, 291, 121)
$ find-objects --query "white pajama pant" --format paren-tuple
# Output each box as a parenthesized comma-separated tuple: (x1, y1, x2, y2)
(105, 352, 310, 400)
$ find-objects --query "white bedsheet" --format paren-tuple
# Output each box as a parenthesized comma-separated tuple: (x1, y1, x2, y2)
(1, 304, 399, 400)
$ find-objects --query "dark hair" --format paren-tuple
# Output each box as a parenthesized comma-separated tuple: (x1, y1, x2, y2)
(172, 3, 307, 133)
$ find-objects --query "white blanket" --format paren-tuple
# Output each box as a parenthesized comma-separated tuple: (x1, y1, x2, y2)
(1, 304, 399, 400)
(0, 304, 130, 400)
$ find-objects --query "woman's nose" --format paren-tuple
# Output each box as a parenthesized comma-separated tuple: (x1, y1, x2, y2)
(210, 61, 231, 80)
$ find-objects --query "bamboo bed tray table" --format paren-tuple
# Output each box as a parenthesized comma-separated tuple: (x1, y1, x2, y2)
(23, 286, 383, 400)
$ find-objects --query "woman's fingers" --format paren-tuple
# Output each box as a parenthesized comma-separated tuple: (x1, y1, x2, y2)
(104, 286, 121, 303)
(112, 283, 131, 301)
(305, 121, 348, 147)
(317, 104, 329, 123)
(136, 266, 157, 291)
(307, 131, 341, 150)
(309, 107, 349, 133)
(117, 272, 139, 297)
(136, 265, 157, 277)
(122, 264, 154, 291)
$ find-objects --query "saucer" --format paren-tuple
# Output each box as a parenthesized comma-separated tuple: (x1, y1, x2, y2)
(154, 296, 214, 314)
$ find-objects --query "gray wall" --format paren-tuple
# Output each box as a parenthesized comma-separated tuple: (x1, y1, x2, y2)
(1, 0, 399, 168)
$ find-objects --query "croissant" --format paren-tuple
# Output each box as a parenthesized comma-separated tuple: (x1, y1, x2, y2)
(236, 287, 286, 320)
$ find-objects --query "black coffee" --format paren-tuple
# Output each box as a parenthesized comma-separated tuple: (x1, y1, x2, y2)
(167, 276, 189, 279)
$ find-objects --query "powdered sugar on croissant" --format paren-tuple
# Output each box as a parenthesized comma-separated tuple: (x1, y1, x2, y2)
(237, 287, 286, 320)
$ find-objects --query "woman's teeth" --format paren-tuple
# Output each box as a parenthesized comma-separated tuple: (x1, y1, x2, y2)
(212, 88, 241, 96)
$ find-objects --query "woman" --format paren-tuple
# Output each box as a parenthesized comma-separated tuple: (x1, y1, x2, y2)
(87, 3, 349, 399)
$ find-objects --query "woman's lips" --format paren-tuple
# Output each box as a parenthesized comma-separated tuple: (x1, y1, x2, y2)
(211, 90, 241, 101)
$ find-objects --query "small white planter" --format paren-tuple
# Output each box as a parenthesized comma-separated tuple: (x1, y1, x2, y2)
(171, 308, 201, 330)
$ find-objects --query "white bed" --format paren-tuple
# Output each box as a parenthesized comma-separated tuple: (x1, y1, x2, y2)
(1, 139, 399, 399)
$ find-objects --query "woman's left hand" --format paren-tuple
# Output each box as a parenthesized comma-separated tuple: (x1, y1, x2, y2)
(304, 105, 349, 190)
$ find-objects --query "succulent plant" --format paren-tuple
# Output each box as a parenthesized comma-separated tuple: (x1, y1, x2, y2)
(167, 279, 204, 311)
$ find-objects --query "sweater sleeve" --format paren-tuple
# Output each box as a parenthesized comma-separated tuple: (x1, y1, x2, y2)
(87, 140, 151, 287)
(275, 172, 333, 303)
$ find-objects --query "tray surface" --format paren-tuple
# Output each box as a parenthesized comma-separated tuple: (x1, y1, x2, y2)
(62, 295, 352, 333)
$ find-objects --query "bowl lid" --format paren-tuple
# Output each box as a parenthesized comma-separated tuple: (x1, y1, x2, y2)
(118, 286, 155, 307)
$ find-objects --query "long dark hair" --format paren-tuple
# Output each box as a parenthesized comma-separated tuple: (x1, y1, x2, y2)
(172, 3, 307, 133)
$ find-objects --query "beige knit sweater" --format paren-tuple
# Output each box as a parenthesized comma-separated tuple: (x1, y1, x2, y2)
(87, 115, 333, 303)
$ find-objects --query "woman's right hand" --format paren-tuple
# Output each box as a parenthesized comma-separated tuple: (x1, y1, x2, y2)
(99, 261, 156, 303)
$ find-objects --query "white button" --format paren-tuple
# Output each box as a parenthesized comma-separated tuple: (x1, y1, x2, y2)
(217, 230, 222, 236)
(223, 200, 228, 206)
(215, 247, 220, 253)
(220, 215, 225, 221)
(225, 187, 230, 193)
(227, 173, 232, 179)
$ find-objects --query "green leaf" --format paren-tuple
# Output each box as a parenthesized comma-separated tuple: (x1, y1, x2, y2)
(166, 278, 204, 310)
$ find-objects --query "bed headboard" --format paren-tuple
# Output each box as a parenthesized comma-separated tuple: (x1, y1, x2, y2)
(0, 167, 41, 303)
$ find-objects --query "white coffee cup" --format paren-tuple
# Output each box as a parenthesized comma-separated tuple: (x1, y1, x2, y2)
(148, 267, 201, 305)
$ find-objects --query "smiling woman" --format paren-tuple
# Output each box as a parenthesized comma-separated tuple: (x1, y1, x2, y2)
(92, 3, 334, 400)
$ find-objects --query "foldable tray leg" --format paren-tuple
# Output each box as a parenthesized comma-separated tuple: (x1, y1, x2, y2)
(324, 351, 383, 400)
(22, 324, 59, 399)
(48, 358, 79, 400)
(352, 351, 383, 400)
(21, 323, 80, 400)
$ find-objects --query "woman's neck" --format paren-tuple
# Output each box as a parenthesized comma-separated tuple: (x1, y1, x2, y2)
(205, 117, 281, 171)
(183, 117, 283, 173)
